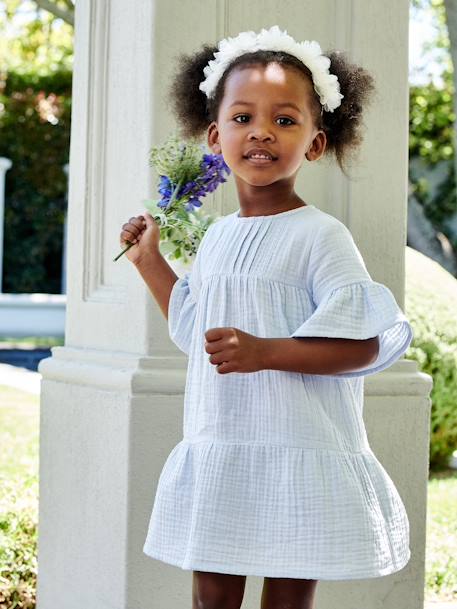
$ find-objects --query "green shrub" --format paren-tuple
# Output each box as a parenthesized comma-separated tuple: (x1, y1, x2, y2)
(0, 69, 72, 293)
(0, 476, 37, 608)
(409, 69, 457, 254)
(425, 470, 457, 602)
(405, 245, 457, 468)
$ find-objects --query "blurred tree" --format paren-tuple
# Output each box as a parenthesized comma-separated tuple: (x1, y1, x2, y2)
(408, 0, 457, 272)
(0, 0, 73, 74)
(0, 1, 73, 293)
(444, 0, 457, 199)
(410, 0, 457, 200)
(411, 0, 448, 63)
(33, 0, 73, 25)
(4, 0, 73, 24)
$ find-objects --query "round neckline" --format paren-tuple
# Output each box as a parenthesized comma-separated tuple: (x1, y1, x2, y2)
(235, 204, 315, 220)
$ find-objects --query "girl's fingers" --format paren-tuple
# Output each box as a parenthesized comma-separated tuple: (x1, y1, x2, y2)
(120, 217, 147, 245)
(122, 222, 140, 233)
(129, 217, 145, 229)
(121, 227, 138, 238)
(120, 229, 138, 243)
(123, 219, 147, 234)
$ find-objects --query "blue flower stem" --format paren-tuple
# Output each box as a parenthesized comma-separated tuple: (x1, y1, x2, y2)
(165, 179, 184, 212)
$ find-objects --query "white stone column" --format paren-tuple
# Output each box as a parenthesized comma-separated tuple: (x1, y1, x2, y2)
(37, 1, 432, 608)
(37, 1, 190, 606)
(0, 157, 12, 293)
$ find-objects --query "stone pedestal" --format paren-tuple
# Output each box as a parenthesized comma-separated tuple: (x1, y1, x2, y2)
(37, 1, 432, 608)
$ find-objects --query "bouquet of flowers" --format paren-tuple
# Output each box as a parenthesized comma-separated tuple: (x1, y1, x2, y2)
(113, 131, 230, 263)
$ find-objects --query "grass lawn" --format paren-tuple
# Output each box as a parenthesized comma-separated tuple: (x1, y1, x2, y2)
(0, 336, 64, 349)
(425, 468, 457, 604)
(0, 385, 39, 480)
(0, 383, 456, 603)
(0, 385, 39, 607)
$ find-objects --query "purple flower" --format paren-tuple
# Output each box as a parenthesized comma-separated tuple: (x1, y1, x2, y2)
(155, 153, 231, 211)
(185, 198, 203, 212)
(158, 175, 172, 195)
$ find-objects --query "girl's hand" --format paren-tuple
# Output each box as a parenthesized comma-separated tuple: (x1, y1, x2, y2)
(204, 327, 266, 374)
(119, 212, 161, 265)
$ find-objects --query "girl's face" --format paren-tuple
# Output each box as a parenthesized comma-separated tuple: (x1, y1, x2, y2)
(207, 62, 327, 188)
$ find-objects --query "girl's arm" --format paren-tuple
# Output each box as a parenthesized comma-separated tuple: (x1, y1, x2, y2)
(134, 252, 178, 321)
(120, 212, 179, 321)
(258, 336, 380, 376)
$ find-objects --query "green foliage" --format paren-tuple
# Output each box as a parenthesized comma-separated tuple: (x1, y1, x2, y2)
(0, 68, 72, 293)
(0, 335, 63, 347)
(405, 246, 457, 469)
(0, 478, 38, 608)
(409, 157, 457, 256)
(148, 131, 205, 185)
(0, 384, 38, 608)
(408, 0, 457, 246)
(0, 0, 73, 75)
(408, 70, 457, 251)
(425, 470, 457, 602)
(144, 200, 215, 263)
(409, 68, 454, 164)
(411, 0, 448, 53)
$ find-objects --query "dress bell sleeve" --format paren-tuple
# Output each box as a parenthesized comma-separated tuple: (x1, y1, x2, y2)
(167, 226, 208, 356)
(168, 271, 198, 355)
(289, 220, 414, 378)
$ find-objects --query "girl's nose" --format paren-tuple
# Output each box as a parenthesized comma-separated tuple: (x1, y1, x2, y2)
(248, 126, 274, 140)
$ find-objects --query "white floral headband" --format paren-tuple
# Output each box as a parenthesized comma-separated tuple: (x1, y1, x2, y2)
(199, 25, 344, 113)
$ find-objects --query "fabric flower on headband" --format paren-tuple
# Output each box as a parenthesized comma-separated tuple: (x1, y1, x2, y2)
(199, 25, 344, 113)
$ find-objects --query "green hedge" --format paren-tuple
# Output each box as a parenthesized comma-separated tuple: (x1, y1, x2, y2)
(409, 69, 457, 253)
(406, 245, 457, 469)
(0, 477, 37, 608)
(0, 69, 72, 293)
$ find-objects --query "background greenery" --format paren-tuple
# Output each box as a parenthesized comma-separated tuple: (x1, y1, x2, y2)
(406, 247, 457, 468)
(0, 386, 38, 608)
(0, 69, 71, 293)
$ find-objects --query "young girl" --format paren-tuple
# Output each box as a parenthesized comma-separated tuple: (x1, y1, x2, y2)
(120, 25, 414, 609)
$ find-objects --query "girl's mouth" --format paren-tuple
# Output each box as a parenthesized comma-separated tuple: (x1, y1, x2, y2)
(243, 156, 277, 165)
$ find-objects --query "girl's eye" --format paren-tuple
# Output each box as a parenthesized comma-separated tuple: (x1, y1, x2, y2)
(277, 117, 295, 126)
(233, 115, 295, 126)
(233, 115, 249, 123)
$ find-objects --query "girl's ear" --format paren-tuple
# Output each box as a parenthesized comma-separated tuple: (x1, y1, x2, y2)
(207, 121, 222, 155)
(305, 130, 327, 162)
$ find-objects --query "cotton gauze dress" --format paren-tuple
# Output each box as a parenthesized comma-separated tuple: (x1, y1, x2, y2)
(142, 203, 414, 580)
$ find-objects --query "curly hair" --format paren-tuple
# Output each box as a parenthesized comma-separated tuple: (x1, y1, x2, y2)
(167, 43, 377, 178)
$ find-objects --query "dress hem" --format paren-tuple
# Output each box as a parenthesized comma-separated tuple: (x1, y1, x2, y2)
(142, 546, 411, 581)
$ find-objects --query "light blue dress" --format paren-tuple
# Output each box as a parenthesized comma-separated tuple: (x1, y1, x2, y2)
(142, 204, 414, 580)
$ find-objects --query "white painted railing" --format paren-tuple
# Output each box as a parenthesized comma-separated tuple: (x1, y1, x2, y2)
(0, 293, 66, 337)
(0, 157, 67, 338)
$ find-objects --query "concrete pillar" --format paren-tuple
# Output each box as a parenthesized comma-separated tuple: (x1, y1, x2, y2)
(37, 1, 432, 608)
